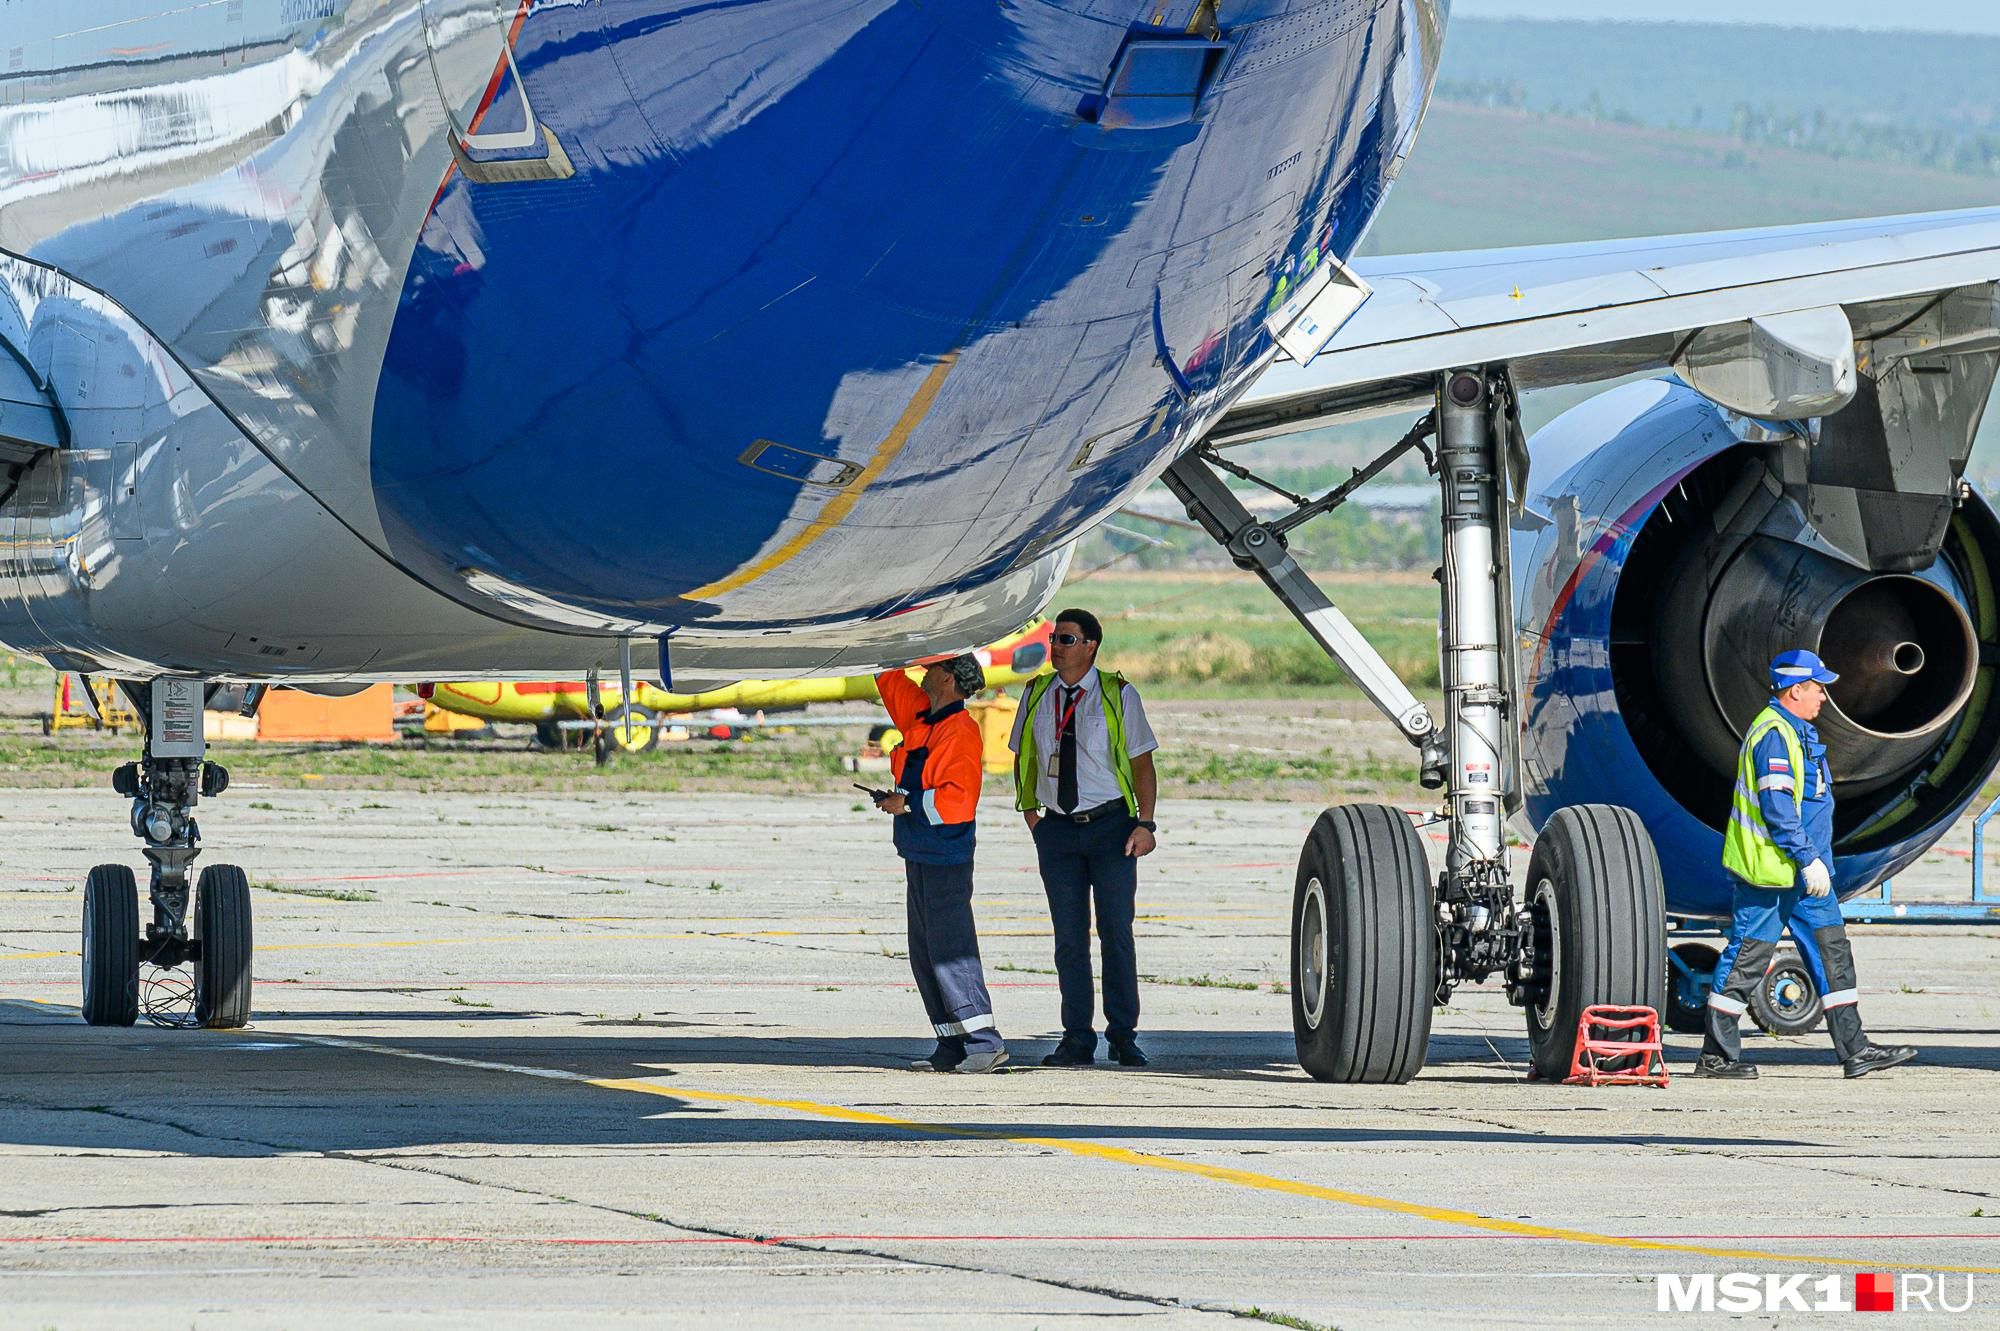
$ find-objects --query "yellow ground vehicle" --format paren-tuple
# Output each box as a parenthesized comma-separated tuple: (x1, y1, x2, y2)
(424, 621, 1052, 752)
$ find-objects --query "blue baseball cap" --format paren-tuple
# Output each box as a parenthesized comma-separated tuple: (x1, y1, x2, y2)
(1770, 648, 1839, 689)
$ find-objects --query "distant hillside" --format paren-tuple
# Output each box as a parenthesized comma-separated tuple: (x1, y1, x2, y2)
(1432, 18, 2000, 176)
(1363, 103, 1997, 256)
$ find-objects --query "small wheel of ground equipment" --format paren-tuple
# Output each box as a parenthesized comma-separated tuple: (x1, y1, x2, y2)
(81, 864, 140, 1026)
(1749, 947, 1823, 1037)
(1290, 804, 1435, 1084)
(195, 863, 254, 1029)
(604, 705, 659, 753)
(1522, 805, 1666, 1082)
(1664, 940, 1720, 1035)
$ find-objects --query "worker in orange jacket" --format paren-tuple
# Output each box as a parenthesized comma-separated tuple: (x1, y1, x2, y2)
(871, 653, 1006, 1073)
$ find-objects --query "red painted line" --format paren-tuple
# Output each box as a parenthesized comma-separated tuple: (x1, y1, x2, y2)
(278, 867, 765, 884)
(2, 1232, 1989, 1247)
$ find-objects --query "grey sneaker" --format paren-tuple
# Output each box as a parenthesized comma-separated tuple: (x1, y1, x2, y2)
(952, 1048, 1010, 1074)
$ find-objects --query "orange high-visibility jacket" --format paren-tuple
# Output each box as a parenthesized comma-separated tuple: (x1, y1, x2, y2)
(877, 670, 983, 842)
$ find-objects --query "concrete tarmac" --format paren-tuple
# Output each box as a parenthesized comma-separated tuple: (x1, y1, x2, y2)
(1, 788, 1997, 1327)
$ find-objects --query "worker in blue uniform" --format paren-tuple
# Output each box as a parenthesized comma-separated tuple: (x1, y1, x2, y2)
(1697, 649, 1918, 1079)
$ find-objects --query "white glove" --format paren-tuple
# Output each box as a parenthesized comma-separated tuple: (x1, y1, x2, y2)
(1802, 859, 1832, 897)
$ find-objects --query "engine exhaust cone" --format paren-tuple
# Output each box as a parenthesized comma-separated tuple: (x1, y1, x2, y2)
(1700, 543, 1978, 795)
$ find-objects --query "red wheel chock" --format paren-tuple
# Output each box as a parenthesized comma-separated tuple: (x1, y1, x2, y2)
(1563, 1004, 1670, 1087)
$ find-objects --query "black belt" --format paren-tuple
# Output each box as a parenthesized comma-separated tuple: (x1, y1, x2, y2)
(1042, 799, 1128, 825)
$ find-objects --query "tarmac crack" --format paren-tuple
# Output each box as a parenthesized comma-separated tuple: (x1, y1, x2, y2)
(318, 1149, 1256, 1321)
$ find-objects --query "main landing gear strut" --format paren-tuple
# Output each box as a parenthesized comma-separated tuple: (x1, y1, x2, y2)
(1164, 367, 1665, 1083)
(81, 677, 254, 1029)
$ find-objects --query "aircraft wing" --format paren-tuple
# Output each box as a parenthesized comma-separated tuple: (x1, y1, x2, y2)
(1214, 206, 2000, 445)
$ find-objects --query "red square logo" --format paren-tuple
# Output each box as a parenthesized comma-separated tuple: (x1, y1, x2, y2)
(1856, 1272, 1894, 1312)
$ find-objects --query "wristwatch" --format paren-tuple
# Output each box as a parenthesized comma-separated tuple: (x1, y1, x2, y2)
(1137, 819, 1157, 832)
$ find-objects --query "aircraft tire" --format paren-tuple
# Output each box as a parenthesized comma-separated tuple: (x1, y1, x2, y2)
(1748, 947, 1823, 1037)
(605, 705, 659, 753)
(81, 864, 140, 1027)
(1664, 940, 1720, 1035)
(1290, 804, 1435, 1084)
(195, 864, 254, 1029)
(1523, 805, 1666, 1081)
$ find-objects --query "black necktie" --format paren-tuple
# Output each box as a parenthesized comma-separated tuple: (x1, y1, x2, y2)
(1057, 685, 1080, 814)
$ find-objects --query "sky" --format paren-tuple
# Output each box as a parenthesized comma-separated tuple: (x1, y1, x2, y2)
(1449, 0, 2000, 35)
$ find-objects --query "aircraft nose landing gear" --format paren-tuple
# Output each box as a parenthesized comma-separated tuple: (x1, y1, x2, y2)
(80, 677, 253, 1029)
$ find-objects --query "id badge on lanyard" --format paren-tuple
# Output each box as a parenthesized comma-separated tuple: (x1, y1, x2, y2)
(1045, 687, 1081, 781)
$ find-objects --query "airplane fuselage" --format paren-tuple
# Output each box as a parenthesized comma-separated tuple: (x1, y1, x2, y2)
(0, 0, 1443, 682)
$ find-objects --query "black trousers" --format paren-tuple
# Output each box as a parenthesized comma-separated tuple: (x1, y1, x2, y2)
(1033, 813, 1139, 1044)
(904, 859, 1001, 1052)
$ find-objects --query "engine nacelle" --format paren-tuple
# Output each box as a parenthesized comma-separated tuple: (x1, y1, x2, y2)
(1514, 379, 2000, 918)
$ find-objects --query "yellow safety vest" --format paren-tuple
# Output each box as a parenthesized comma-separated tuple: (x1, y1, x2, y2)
(1013, 670, 1139, 816)
(1721, 706, 1808, 888)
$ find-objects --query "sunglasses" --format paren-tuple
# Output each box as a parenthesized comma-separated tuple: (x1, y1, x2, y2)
(1052, 632, 1089, 646)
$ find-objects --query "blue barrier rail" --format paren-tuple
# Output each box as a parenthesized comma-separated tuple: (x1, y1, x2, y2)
(1840, 789, 2000, 924)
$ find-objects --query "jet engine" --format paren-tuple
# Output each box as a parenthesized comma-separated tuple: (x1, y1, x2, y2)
(1514, 377, 2000, 918)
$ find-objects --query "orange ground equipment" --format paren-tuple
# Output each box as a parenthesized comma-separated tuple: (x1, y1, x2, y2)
(1561, 1005, 1670, 1087)
(255, 685, 397, 743)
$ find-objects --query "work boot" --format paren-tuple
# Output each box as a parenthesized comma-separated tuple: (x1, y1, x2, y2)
(1040, 1037, 1096, 1067)
(1844, 1044, 1917, 1079)
(1107, 1037, 1149, 1067)
(910, 1040, 965, 1072)
(1688, 1053, 1758, 1079)
(953, 1047, 1009, 1074)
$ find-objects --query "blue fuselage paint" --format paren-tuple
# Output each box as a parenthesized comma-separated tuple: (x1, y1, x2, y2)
(365, 0, 1440, 627)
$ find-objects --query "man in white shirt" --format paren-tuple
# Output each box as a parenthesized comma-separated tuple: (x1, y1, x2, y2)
(1008, 608, 1159, 1067)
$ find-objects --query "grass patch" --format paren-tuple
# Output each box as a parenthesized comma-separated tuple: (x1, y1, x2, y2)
(1078, 571, 1441, 694)
(445, 994, 492, 1009)
(1233, 1309, 1332, 1331)
(1153, 973, 1258, 991)
(252, 880, 377, 903)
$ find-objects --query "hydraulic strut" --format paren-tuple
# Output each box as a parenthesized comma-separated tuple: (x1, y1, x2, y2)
(1161, 447, 1447, 784)
(1437, 370, 1510, 882)
(1434, 370, 1521, 995)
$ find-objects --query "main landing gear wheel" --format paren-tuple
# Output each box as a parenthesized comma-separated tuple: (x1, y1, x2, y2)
(194, 864, 253, 1029)
(1521, 805, 1665, 1081)
(1664, 939, 1720, 1035)
(1290, 804, 1436, 1084)
(1749, 948, 1823, 1037)
(81, 864, 140, 1027)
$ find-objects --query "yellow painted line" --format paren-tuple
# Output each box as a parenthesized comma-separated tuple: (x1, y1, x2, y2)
(587, 1077, 2000, 1275)
(2, 951, 76, 961)
(5, 1004, 1993, 1275)
(685, 353, 957, 599)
